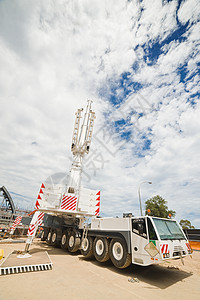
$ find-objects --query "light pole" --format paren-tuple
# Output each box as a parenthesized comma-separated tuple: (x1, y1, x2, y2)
(138, 181, 152, 216)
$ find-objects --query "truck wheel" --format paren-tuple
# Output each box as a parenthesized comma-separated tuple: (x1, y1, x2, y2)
(41, 230, 46, 241)
(51, 230, 58, 246)
(67, 232, 81, 253)
(46, 230, 52, 245)
(109, 238, 131, 269)
(81, 236, 94, 258)
(61, 231, 68, 250)
(93, 237, 110, 262)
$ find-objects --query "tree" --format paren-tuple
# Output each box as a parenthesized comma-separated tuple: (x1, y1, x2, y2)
(180, 219, 195, 229)
(145, 195, 176, 218)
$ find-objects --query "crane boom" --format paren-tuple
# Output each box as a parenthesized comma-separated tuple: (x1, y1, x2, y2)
(66, 100, 95, 199)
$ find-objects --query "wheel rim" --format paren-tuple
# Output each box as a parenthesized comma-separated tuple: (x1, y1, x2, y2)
(47, 232, 51, 241)
(52, 232, 56, 243)
(61, 234, 66, 245)
(69, 235, 75, 247)
(112, 242, 123, 260)
(82, 238, 89, 251)
(96, 239, 104, 255)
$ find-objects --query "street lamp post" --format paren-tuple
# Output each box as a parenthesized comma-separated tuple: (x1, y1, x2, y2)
(138, 181, 152, 216)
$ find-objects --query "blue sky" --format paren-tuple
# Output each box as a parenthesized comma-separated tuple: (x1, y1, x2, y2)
(0, 0, 199, 226)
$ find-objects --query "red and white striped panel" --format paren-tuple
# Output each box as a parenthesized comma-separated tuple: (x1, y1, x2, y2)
(34, 183, 45, 210)
(160, 244, 169, 254)
(95, 191, 100, 216)
(27, 212, 44, 236)
(10, 216, 22, 233)
(186, 242, 191, 252)
(60, 195, 77, 211)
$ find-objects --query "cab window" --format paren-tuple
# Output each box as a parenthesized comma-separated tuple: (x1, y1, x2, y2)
(147, 218, 158, 240)
(132, 218, 147, 239)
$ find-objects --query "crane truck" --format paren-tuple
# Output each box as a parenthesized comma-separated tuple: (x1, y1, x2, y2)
(24, 100, 192, 269)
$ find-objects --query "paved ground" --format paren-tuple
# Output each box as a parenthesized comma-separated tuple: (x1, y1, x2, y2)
(0, 239, 200, 300)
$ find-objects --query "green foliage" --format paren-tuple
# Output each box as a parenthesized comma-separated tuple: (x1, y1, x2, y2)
(180, 219, 195, 229)
(145, 195, 176, 218)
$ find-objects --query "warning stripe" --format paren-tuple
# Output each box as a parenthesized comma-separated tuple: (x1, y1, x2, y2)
(62, 201, 77, 211)
(61, 196, 76, 207)
(27, 212, 44, 236)
(61, 198, 76, 208)
(35, 183, 45, 209)
(65, 202, 76, 210)
(186, 242, 191, 251)
(10, 216, 22, 231)
(60, 195, 77, 211)
(62, 198, 76, 207)
(161, 244, 169, 254)
(95, 191, 100, 216)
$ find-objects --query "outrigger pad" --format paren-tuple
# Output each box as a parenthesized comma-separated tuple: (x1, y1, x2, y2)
(0, 250, 53, 275)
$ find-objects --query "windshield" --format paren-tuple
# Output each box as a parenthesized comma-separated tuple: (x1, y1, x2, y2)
(152, 218, 185, 240)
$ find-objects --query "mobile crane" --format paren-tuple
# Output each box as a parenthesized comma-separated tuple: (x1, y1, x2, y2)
(25, 100, 192, 268)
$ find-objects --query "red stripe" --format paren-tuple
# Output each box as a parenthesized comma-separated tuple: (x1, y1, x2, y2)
(61, 200, 76, 210)
(95, 207, 100, 214)
(65, 201, 77, 210)
(62, 203, 77, 211)
(67, 204, 76, 211)
(35, 200, 40, 209)
(28, 227, 35, 235)
(28, 226, 36, 233)
(161, 244, 165, 253)
(61, 197, 75, 207)
(65, 198, 76, 206)
(28, 229, 35, 234)
(11, 216, 22, 229)
(96, 191, 100, 195)
(61, 198, 77, 209)
(61, 196, 75, 207)
(62, 195, 71, 201)
(96, 196, 100, 201)
(62, 195, 74, 201)
(38, 213, 44, 219)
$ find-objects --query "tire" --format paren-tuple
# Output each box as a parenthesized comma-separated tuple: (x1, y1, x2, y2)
(61, 231, 68, 250)
(93, 237, 110, 262)
(41, 230, 46, 241)
(51, 230, 58, 246)
(67, 232, 81, 253)
(109, 238, 131, 269)
(81, 236, 94, 258)
(46, 230, 52, 245)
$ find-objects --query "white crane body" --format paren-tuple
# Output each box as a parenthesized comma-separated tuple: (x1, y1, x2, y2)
(23, 100, 192, 268)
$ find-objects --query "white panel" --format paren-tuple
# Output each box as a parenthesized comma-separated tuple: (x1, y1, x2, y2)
(43, 183, 63, 207)
(91, 217, 131, 231)
(78, 188, 99, 215)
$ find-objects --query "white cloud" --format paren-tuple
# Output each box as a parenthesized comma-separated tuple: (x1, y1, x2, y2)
(178, 0, 200, 24)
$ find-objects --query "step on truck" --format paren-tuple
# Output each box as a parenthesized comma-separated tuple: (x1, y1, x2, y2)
(23, 100, 192, 268)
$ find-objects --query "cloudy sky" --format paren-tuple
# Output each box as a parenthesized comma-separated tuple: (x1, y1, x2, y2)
(0, 0, 199, 227)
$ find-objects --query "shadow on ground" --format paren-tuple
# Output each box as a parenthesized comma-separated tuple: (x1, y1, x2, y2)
(80, 257, 193, 289)
(30, 240, 193, 289)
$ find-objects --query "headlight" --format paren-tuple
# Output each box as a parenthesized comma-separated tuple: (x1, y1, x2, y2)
(163, 253, 170, 258)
